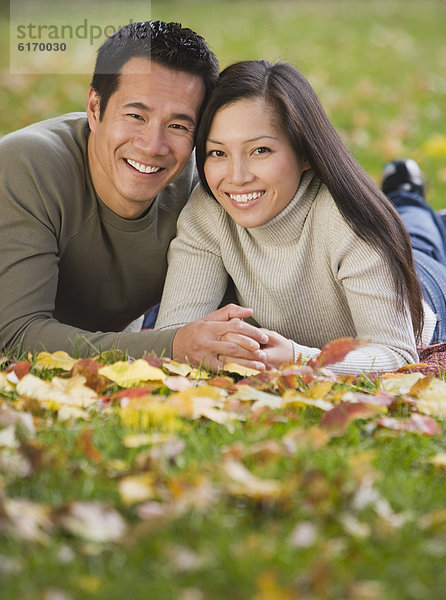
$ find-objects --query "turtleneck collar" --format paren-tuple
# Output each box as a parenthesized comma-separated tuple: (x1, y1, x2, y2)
(240, 169, 323, 245)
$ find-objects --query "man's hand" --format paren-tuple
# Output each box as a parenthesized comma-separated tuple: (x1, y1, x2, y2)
(172, 304, 269, 371)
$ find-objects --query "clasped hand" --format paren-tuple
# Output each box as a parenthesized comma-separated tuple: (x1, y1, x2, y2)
(172, 304, 294, 371)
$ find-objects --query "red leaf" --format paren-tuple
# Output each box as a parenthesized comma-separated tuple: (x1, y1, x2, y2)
(12, 361, 32, 379)
(307, 338, 369, 369)
(320, 401, 384, 435)
(377, 414, 441, 436)
(71, 359, 109, 393)
(144, 356, 166, 368)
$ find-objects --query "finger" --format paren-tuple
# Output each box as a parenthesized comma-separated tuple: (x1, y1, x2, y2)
(216, 340, 266, 363)
(202, 303, 254, 323)
(220, 332, 262, 352)
(213, 320, 269, 346)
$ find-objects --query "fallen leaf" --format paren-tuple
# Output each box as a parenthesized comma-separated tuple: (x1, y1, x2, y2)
(282, 389, 333, 411)
(222, 458, 282, 501)
(307, 337, 369, 369)
(223, 363, 260, 377)
(99, 359, 166, 387)
(16, 374, 98, 408)
(379, 372, 425, 395)
(34, 351, 78, 371)
(377, 413, 441, 435)
(320, 401, 386, 435)
(75, 429, 102, 463)
(119, 473, 155, 505)
(57, 501, 127, 542)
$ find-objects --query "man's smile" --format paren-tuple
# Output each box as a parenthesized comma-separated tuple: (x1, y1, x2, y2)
(125, 158, 163, 174)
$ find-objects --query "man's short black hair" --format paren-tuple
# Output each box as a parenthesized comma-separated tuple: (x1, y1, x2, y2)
(90, 20, 219, 119)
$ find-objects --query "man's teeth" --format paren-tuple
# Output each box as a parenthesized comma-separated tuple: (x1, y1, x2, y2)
(229, 191, 263, 203)
(126, 159, 161, 174)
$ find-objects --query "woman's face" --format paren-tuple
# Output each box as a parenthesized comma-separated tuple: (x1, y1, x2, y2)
(204, 97, 309, 228)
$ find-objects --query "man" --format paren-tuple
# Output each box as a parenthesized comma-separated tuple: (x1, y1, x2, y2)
(0, 21, 267, 371)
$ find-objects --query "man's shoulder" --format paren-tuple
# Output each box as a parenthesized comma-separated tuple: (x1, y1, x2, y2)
(0, 113, 88, 160)
(156, 152, 199, 215)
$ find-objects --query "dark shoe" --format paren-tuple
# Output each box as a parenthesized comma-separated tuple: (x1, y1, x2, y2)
(381, 159, 425, 197)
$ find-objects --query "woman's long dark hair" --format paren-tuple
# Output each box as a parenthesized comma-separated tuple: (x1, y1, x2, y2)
(195, 60, 424, 341)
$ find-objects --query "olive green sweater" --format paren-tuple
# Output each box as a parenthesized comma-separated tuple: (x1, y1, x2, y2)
(0, 113, 196, 357)
(155, 172, 421, 374)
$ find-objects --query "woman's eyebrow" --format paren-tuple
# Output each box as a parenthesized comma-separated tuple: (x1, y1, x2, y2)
(207, 134, 277, 144)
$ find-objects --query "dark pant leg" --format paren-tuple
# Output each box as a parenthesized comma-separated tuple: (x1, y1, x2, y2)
(387, 190, 446, 343)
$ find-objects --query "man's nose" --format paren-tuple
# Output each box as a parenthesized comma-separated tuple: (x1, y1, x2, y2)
(134, 124, 169, 156)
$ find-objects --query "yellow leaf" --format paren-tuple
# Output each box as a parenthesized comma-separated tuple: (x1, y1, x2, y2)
(223, 363, 260, 377)
(0, 371, 15, 392)
(304, 381, 335, 399)
(119, 473, 155, 505)
(223, 458, 282, 501)
(283, 389, 333, 411)
(412, 377, 446, 418)
(379, 372, 425, 395)
(98, 359, 166, 387)
(16, 373, 98, 408)
(163, 361, 211, 379)
(120, 398, 180, 431)
(34, 351, 78, 371)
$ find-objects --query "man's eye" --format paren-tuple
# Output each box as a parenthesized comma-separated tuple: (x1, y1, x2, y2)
(169, 123, 188, 131)
(128, 113, 144, 121)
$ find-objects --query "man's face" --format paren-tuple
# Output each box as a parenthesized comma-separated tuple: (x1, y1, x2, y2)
(87, 58, 205, 219)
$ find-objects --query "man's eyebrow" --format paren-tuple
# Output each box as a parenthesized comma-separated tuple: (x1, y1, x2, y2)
(123, 102, 196, 125)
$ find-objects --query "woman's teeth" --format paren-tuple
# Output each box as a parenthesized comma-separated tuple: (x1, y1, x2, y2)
(229, 191, 264, 203)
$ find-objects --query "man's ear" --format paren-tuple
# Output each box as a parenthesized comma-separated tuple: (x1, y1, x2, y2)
(86, 87, 101, 132)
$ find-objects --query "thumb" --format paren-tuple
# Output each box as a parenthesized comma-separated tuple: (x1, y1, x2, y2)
(202, 303, 253, 322)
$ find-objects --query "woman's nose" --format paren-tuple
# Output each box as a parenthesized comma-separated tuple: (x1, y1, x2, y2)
(227, 157, 254, 185)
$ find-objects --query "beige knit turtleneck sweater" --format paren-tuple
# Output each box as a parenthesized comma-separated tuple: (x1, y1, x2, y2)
(155, 170, 421, 374)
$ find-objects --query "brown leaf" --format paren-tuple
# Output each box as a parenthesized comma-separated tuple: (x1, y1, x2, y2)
(71, 359, 109, 393)
(320, 401, 385, 435)
(75, 429, 102, 463)
(307, 337, 369, 369)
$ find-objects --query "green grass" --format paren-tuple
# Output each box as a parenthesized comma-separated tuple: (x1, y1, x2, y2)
(2, 349, 446, 600)
(1, 0, 445, 207)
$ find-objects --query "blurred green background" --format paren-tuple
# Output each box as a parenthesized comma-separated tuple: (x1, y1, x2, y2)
(1, 0, 445, 207)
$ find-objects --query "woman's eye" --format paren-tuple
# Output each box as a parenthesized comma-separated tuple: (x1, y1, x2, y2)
(207, 150, 225, 157)
(253, 146, 271, 155)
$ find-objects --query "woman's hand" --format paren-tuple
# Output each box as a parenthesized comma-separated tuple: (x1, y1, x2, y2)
(257, 328, 295, 369)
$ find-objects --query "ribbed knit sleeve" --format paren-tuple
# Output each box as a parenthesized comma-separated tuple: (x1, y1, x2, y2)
(155, 185, 229, 330)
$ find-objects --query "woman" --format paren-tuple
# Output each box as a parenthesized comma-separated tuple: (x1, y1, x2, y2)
(154, 60, 438, 374)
